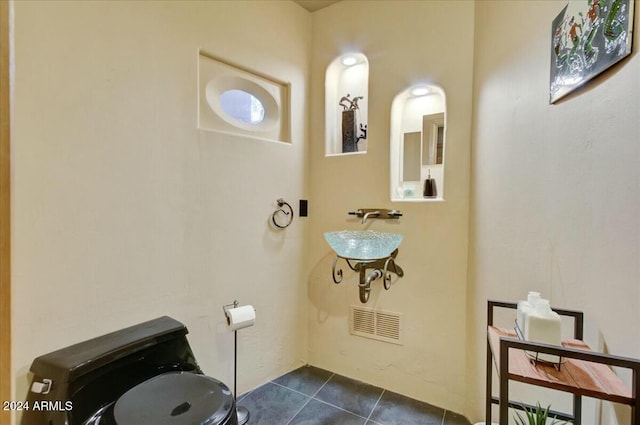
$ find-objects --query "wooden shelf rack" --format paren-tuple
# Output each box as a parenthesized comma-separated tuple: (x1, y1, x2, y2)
(486, 300, 640, 425)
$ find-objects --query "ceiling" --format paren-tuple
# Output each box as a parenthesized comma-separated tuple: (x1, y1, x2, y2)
(293, 0, 342, 12)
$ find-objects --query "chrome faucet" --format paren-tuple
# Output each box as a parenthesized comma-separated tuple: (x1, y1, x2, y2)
(348, 209, 402, 224)
(362, 210, 380, 224)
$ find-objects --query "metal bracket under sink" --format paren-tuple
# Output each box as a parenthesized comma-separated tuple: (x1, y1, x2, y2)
(331, 249, 404, 303)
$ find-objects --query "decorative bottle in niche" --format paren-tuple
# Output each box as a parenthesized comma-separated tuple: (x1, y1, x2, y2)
(339, 94, 367, 153)
(423, 169, 437, 198)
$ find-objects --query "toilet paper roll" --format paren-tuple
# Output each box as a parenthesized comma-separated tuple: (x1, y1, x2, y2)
(225, 305, 256, 331)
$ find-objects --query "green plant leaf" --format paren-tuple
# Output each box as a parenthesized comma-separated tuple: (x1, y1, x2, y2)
(514, 410, 528, 425)
(512, 402, 566, 425)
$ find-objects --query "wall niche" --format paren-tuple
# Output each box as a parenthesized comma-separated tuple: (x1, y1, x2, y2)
(390, 84, 446, 202)
(325, 53, 369, 156)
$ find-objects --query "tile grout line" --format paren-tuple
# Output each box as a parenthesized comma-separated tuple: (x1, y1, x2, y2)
(266, 369, 463, 425)
(283, 373, 335, 425)
(311, 396, 383, 424)
(364, 389, 385, 424)
(311, 372, 335, 398)
(282, 395, 312, 425)
(310, 373, 366, 419)
(270, 380, 315, 398)
(305, 374, 387, 424)
(236, 388, 253, 404)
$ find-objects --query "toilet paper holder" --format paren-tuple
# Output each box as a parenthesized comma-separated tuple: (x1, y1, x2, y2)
(221, 299, 254, 425)
(222, 300, 257, 324)
(222, 300, 240, 318)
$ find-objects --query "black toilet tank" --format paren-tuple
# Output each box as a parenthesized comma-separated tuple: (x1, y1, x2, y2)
(21, 316, 218, 425)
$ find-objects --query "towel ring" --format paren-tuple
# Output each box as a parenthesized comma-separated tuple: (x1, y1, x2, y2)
(271, 198, 294, 229)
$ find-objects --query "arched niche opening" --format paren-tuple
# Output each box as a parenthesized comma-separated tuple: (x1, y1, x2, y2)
(390, 84, 446, 201)
(325, 53, 369, 156)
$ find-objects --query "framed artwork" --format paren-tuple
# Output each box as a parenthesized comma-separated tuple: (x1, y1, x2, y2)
(550, 0, 635, 103)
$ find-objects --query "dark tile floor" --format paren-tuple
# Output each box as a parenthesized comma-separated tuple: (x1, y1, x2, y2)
(237, 365, 472, 425)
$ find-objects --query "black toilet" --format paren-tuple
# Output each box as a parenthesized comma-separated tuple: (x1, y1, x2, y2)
(22, 316, 238, 425)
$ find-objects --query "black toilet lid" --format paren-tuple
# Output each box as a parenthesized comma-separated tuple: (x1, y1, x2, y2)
(113, 372, 234, 425)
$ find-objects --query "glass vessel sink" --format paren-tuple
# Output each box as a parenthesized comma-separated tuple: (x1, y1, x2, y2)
(324, 230, 404, 261)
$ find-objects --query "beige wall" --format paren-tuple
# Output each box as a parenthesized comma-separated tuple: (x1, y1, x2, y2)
(307, 0, 474, 414)
(11, 1, 640, 423)
(468, 0, 640, 422)
(11, 0, 310, 412)
(1, 2, 11, 424)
